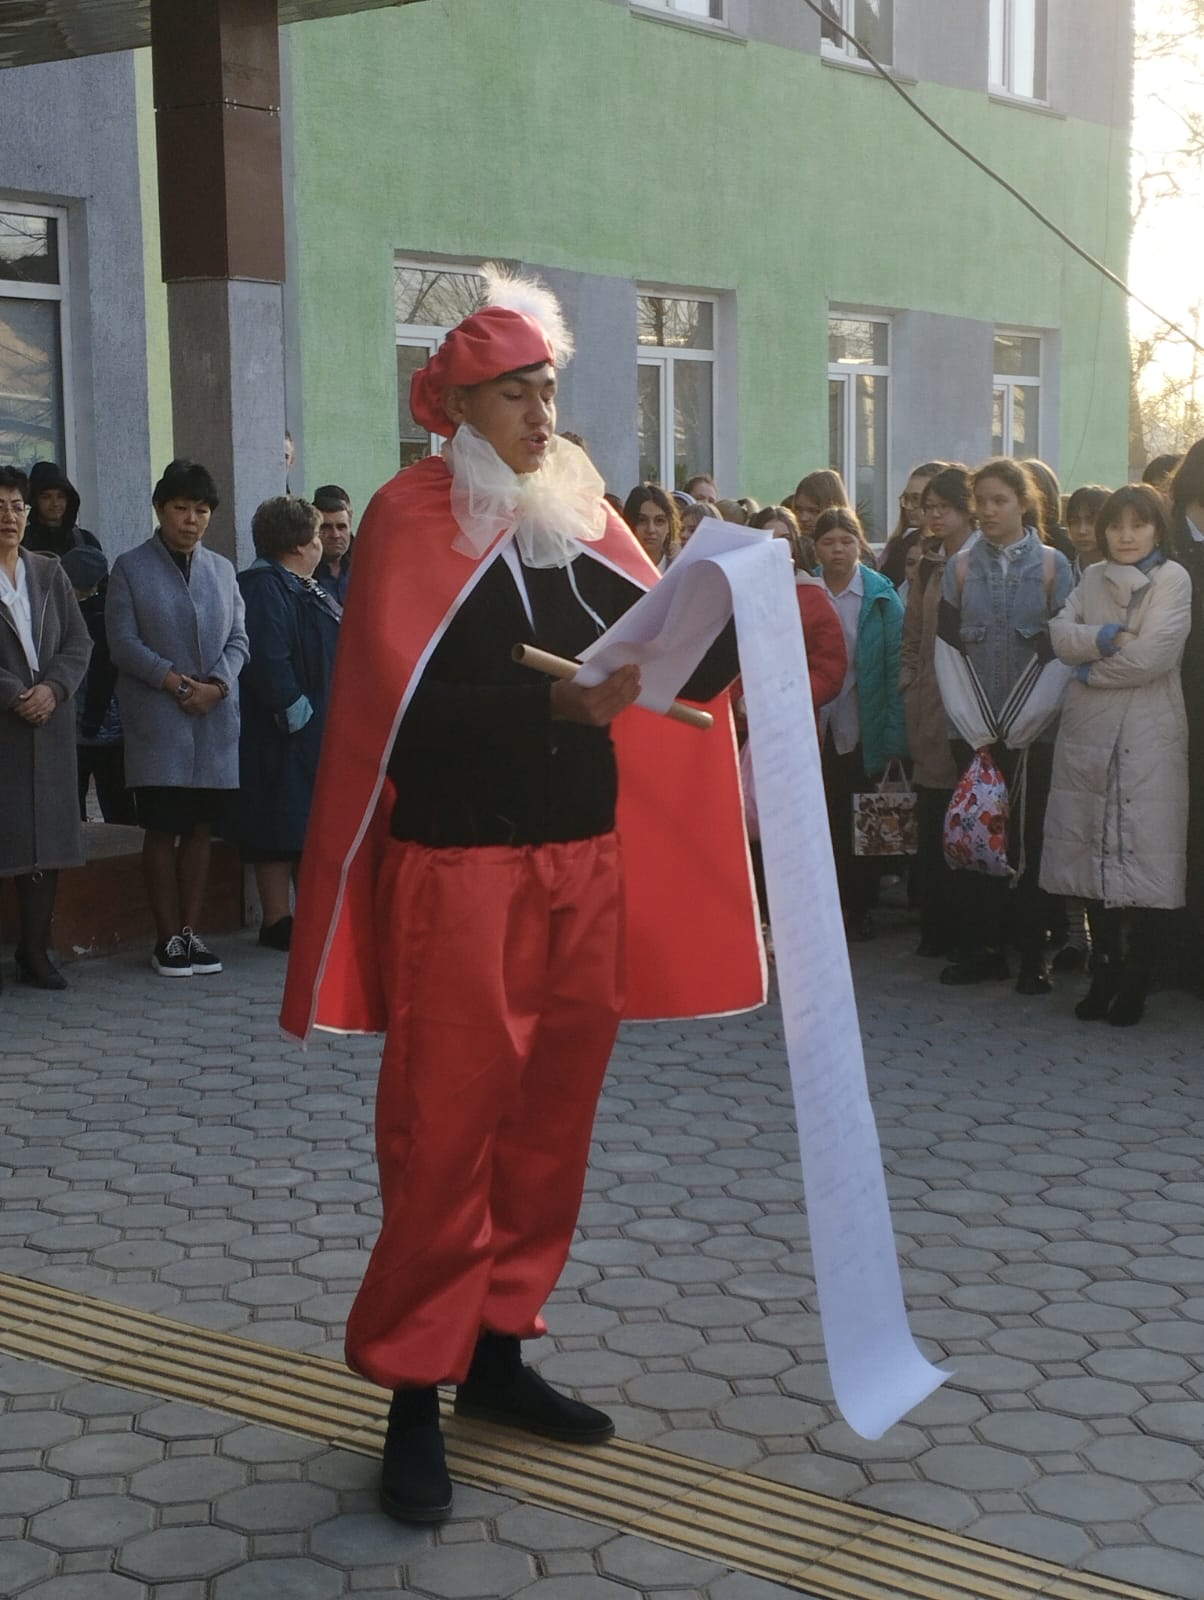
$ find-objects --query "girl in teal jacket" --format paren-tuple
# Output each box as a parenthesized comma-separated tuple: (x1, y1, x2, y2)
(814, 508, 908, 939)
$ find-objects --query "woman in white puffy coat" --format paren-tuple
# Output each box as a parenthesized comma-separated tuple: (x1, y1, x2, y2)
(1041, 485, 1192, 1026)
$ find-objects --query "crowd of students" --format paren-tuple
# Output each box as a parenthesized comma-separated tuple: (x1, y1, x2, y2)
(7, 432, 1204, 1033)
(618, 444, 1204, 1029)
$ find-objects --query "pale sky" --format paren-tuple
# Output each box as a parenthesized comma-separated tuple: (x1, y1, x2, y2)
(1130, 0, 1204, 382)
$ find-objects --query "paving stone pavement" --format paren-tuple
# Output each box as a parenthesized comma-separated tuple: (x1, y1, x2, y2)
(0, 1353, 809, 1600)
(2, 920, 1204, 1598)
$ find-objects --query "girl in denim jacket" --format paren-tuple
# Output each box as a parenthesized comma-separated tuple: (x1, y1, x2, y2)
(936, 459, 1072, 994)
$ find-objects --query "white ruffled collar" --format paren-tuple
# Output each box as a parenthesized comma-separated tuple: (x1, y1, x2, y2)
(444, 424, 607, 569)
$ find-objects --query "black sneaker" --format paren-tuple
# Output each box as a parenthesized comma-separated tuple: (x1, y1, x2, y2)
(152, 934, 193, 977)
(184, 928, 222, 975)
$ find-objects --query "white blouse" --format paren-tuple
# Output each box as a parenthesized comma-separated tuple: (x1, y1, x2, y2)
(0, 557, 40, 676)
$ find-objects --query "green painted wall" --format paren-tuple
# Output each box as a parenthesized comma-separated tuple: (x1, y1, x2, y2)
(287, 1, 1128, 509)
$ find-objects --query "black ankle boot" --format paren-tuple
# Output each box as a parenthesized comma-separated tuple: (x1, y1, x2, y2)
(1075, 958, 1119, 1021)
(1108, 967, 1149, 1027)
(455, 1331, 614, 1443)
(380, 1384, 452, 1524)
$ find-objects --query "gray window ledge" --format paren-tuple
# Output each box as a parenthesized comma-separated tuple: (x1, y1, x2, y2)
(820, 49, 916, 86)
(988, 89, 1065, 119)
(629, 6, 746, 45)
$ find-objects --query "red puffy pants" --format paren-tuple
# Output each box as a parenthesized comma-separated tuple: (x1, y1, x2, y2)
(345, 832, 625, 1389)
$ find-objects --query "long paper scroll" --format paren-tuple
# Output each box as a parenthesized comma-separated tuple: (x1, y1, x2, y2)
(579, 520, 948, 1439)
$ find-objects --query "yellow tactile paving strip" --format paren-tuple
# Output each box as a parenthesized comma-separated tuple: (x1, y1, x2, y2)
(0, 1271, 1166, 1600)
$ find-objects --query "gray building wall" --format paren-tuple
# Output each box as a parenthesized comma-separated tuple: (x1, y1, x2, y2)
(0, 51, 152, 555)
(612, 0, 1131, 130)
(889, 311, 996, 478)
(527, 266, 640, 497)
(890, 311, 1063, 491)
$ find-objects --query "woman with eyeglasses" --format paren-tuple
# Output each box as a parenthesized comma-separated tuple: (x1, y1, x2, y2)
(0, 464, 92, 990)
(879, 461, 947, 588)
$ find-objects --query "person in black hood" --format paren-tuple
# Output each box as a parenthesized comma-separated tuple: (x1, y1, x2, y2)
(24, 462, 102, 558)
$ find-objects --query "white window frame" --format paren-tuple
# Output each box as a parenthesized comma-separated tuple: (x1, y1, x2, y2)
(0, 199, 75, 477)
(394, 258, 484, 466)
(637, 290, 718, 490)
(827, 313, 891, 542)
(992, 329, 1042, 457)
(820, 0, 893, 67)
(635, 0, 725, 22)
(989, 0, 1048, 102)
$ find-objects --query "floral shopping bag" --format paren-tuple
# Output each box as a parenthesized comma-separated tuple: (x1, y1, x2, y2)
(942, 750, 1011, 876)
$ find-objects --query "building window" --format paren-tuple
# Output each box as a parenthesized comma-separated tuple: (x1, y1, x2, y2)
(828, 315, 890, 541)
(992, 331, 1041, 457)
(394, 261, 484, 468)
(637, 294, 716, 489)
(0, 205, 71, 472)
(638, 0, 725, 20)
(989, 0, 1047, 99)
(821, 0, 892, 66)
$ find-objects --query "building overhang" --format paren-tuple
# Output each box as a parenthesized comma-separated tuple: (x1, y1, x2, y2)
(0, 0, 424, 70)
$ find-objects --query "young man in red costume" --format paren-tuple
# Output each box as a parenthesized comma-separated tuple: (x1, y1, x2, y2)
(282, 270, 763, 1522)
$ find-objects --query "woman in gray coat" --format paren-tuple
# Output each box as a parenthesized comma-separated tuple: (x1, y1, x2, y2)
(106, 460, 249, 978)
(0, 465, 92, 990)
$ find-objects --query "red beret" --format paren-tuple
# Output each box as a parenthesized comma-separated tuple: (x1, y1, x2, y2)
(410, 307, 557, 438)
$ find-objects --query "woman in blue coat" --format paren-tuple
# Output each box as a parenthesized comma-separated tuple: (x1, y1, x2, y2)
(814, 506, 908, 940)
(237, 496, 341, 951)
(107, 460, 249, 977)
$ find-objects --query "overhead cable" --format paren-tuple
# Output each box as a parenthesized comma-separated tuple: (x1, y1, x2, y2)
(799, 0, 1204, 357)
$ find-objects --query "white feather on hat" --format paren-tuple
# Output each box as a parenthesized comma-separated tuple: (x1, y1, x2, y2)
(482, 263, 575, 367)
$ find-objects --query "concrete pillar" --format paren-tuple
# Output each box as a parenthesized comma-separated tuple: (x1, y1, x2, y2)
(150, 0, 286, 563)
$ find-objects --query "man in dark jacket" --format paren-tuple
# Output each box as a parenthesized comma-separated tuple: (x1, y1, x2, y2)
(312, 484, 354, 606)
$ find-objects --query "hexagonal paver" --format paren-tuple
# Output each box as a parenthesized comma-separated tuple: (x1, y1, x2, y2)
(0, 1410, 82, 1449)
(214, 1482, 338, 1531)
(709, 1576, 813, 1600)
(918, 1444, 1037, 1492)
(21, 1578, 147, 1600)
(691, 1343, 794, 1379)
(406, 1543, 536, 1597)
(58, 1382, 152, 1417)
(975, 1412, 1093, 1454)
(1139, 1401, 1204, 1441)
(0, 1539, 54, 1595)
(221, 1425, 328, 1463)
(212, 1558, 344, 1600)
(129, 1456, 246, 1504)
(597, 1532, 724, 1587)
(119, 1526, 245, 1581)
(1144, 1505, 1204, 1558)
(969, 1513, 1095, 1566)
(138, 1401, 242, 1440)
(32, 1493, 154, 1549)
(0, 1468, 70, 1515)
(310, 1512, 433, 1566)
(1031, 1377, 1143, 1418)
(48, 1431, 163, 1476)
(716, 1395, 824, 1439)
(1084, 1433, 1203, 1483)
(494, 1506, 614, 1551)
(1030, 1474, 1152, 1522)
(625, 1371, 731, 1410)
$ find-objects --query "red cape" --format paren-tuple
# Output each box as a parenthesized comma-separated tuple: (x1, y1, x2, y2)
(280, 456, 765, 1039)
